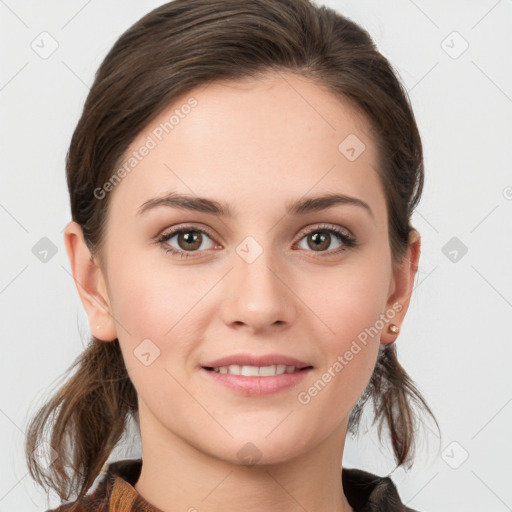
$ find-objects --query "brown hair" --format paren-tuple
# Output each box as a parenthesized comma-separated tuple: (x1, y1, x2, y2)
(26, 0, 439, 507)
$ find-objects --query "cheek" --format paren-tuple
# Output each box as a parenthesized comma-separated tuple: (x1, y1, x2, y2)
(103, 258, 177, 381)
(107, 253, 208, 339)
(306, 257, 392, 347)
(107, 259, 204, 403)
(301, 256, 391, 395)
(269, 262, 391, 445)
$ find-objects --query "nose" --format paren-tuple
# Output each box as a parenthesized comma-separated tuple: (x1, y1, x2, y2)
(220, 248, 297, 334)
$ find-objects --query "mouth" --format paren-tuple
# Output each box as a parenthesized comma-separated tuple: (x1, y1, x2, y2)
(200, 354, 314, 396)
(202, 364, 313, 376)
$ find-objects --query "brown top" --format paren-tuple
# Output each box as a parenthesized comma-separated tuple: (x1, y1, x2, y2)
(45, 458, 419, 512)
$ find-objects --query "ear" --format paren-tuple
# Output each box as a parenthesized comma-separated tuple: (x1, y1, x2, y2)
(380, 229, 421, 345)
(63, 220, 117, 341)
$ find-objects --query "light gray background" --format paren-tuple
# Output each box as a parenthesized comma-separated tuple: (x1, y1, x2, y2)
(1, 1, 511, 511)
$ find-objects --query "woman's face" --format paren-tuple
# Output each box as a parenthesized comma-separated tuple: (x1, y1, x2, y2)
(72, 72, 417, 465)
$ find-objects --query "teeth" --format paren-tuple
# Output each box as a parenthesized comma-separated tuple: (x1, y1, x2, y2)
(276, 364, 287, 374)
(259, 365, 279, 376)
(211, 364, 297, 376)
(241, 365, 259, 377)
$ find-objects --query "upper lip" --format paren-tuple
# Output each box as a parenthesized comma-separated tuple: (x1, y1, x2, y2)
(202, 353, 313, 369)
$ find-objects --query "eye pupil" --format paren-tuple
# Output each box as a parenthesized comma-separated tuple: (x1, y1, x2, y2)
(308, 231, 330, 251)
(179, 231, 202, 250)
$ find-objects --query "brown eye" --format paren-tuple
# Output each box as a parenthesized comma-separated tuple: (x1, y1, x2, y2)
(176, 231, 204, 251)
(297, 226, 354, 253)
(158, 227, 217, 257)
(305, 231, 332, 251)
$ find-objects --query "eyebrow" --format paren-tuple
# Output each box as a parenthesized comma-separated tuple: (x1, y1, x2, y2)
(138, 192, 373, 219)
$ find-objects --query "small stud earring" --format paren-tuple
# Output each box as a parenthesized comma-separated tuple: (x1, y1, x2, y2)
(388, 324, 399, 334)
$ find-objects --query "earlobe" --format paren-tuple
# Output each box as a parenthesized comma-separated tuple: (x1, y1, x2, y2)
(63, 221, 117, 341)
(381, 229, 421, 345)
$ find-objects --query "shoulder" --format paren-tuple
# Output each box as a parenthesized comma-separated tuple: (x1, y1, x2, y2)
(42, 465, 113, 512)
(42, 458, 143, 512)
(43, 493, 109, 512)
(342, 467, 419, 512)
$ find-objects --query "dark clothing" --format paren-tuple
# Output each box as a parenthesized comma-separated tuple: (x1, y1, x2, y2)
(46, 458, 418, 512)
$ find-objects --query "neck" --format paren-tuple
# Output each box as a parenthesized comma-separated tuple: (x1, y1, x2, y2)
(133, 404, 354, 512)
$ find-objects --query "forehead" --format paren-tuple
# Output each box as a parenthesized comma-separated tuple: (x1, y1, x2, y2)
(106, 71, 386, 222)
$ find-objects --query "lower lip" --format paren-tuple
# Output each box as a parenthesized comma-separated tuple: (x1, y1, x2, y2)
(200, 367, 312, 396)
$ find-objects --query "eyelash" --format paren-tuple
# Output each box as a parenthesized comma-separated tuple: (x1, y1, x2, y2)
(155, 223, 356, 259)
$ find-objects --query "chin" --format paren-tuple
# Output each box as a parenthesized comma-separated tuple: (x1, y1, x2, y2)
(216, 434, 311, 467)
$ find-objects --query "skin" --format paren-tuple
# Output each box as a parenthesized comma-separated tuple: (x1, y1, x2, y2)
(64, 71, 420, 512)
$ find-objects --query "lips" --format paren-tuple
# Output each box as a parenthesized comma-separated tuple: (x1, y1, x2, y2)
(202, 353, 313, 370)
(200, 354, 313, 397)
(200, 353, 314, 396)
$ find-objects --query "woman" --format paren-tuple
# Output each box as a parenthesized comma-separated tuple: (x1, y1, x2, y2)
(26, 0, 439, 510)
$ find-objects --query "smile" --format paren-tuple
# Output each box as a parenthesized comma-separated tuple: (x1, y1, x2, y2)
(204, 364, 308, 376)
